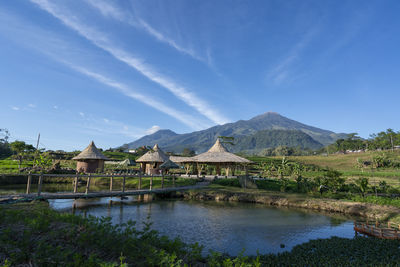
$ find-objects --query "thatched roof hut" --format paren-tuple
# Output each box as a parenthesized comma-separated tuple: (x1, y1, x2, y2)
(136, 144, 170, 175)
(169, 155, 194, 164)
(136, 144, 169, 163)
(191, 139, 252, 176)
(73, 141, 109, 173)
(191, 139, 252, 164)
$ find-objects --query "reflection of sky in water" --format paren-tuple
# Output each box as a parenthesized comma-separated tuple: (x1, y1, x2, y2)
(49, 199, 357, 256)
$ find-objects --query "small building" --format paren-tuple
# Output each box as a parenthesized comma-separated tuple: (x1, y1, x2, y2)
(191, 139, 252, 176)
(72, 141, 109, 173)
(136, 144, 169, 175)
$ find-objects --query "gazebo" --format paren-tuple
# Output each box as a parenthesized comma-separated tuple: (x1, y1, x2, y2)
(136, 144, 170, 175)
(191, 139, 252, 176)
(72, 141, 109, 173)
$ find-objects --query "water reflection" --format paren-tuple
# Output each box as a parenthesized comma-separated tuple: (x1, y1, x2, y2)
(49, 198, 358, 256)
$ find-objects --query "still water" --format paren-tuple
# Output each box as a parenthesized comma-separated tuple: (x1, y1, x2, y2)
(49, 197, 358, 256)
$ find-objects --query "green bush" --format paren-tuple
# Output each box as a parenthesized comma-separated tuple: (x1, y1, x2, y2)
(212, 178, 241, 187)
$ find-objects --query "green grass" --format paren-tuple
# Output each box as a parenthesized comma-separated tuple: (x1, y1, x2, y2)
(348, 195, 400, 208)
(0, 159, 32, 174)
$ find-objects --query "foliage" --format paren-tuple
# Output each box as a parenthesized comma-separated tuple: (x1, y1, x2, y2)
(2, 203, 400, 266)
(354, 177, 369, 197)
(9, 141, 36, 169)
(34, 152, 53, 169)
(0, 128, 11, 159)
(349, 195, 400, 208)
(324, 129, 400, 154)
(212, 178, 241, 187)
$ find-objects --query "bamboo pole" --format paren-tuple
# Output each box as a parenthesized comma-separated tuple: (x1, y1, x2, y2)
(110, 174, 113, 192)
(73, 174, 79, 193)
(85, 174, 91, 194)
(150, 175, 153, 190)
(26, 172, 32, 194)
(37, 173, 43, 196)
(122, 176, 126, 193)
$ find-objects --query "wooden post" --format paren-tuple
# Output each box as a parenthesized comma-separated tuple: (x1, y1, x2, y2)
(161, 172, 164, 189)
(37, 173, 43, 196)
(173, 175, 175, 187)
(73, 174, 79, 193)
(122, 176, 126, 193)
(85, 174, 91, 194)
(138, 172, 142, 190)
(150, 175, 153, 190)
(110, 174, 113, 192)
(26, 172, 32, 194)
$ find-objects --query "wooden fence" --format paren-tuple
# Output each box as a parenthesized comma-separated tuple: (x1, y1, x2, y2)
(23, 172, 176, 197)
(354, 221, 400, 239)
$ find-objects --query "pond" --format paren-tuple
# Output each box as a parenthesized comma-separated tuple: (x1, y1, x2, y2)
(49, 197, 359, 256)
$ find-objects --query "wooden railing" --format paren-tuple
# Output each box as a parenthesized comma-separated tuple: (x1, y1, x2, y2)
(354, 221, 400, 239)
(23, 172, 176, 196)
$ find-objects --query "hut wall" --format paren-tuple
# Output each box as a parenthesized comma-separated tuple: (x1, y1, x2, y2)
(145, 162, 162, 175)
(76, 159, 104, 173)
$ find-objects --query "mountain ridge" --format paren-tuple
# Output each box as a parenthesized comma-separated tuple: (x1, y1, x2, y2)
(122, 112, 347, 153)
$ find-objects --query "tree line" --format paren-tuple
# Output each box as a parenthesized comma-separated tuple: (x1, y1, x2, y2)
(323, 129, 400, 154)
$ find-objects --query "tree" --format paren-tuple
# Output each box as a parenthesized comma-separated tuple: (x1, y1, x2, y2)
(10, 141, 35, 169)
(355, 177, 369, 197)
(0, 128, 11, 159)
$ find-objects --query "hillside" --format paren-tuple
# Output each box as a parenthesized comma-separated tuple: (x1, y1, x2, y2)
(234, 129, 323, 152)
(122, 112, 347, 153)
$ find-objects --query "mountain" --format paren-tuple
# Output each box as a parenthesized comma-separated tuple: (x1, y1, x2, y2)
(234, 129, 324, 152)
(122, 112, 347, 153)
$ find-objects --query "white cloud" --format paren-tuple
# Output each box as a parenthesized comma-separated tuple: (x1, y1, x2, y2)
(67, 63, 207, 130)
(85, 0, 205, 63)
(28, 103, 36, 108)
(30, 0, 228, 125)
(53, 105, 58, 109)
(146, 125, 161, 135)
(267, 28, 318, 85)
(103, 118, 110, 123)
(11, 106, 20, 111)
(79, 112, 85, 117)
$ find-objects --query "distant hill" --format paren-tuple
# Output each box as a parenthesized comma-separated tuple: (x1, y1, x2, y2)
(234, 129, 323, 152)
(122, 112, 347, 153)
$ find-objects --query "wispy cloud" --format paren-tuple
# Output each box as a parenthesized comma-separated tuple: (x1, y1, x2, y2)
(66, 62, 207, 130)
(267, 28, 318, 85)
(85, 0, 205, 63)
(28, 103, 36, 108)
(0, 8, 210, 130)
(30, 0, 229, 126)
(78, 116, 143, 140)
(146, 125, 161, 135)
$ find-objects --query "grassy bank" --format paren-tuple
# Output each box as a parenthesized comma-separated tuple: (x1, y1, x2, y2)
(1, 202, 400, 266)
(181, 184, 400, 223)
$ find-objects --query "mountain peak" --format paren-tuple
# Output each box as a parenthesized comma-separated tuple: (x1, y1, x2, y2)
(125, 112, 347, 152)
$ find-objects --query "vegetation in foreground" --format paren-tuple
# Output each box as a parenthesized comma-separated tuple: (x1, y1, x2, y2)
(1, 202, 400, 267)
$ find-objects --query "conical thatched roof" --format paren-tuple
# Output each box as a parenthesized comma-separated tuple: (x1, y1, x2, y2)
(169, 156, 194, 163)
(191, 139, 252, 164)
(160, 159, 179, 169)
(136, 144, 169, 163)
(72, 141, 109, 160)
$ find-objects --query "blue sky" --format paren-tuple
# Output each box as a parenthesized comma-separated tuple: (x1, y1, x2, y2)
(1, 0, 399, 151)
